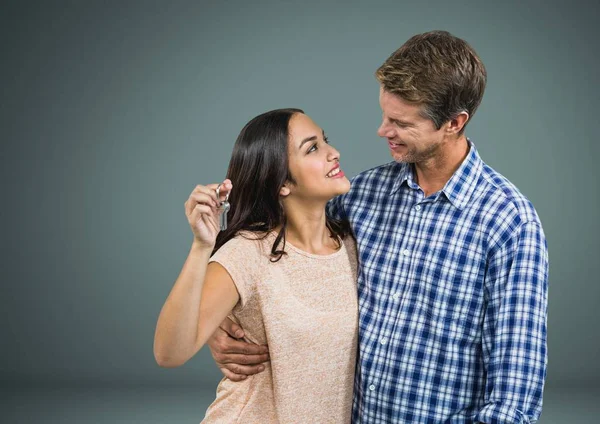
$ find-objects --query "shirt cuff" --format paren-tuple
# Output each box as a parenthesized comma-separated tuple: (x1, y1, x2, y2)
(475, 402, 532, 424)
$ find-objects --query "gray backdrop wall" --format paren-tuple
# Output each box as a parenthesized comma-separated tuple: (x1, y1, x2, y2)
(2, 0, 598, 392)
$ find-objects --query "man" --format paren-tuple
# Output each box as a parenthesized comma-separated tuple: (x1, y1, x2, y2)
(208, 31, 548, 423)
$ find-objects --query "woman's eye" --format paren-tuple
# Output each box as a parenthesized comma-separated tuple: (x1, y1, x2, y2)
(308, 144, 318, 153)
(324, 137, 330, 144)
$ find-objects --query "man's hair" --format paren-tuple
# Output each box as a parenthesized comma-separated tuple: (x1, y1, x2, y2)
(375, 30, 487, 133)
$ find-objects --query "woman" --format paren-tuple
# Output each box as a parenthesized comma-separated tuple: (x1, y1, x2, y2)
(153, 108, 358, 423)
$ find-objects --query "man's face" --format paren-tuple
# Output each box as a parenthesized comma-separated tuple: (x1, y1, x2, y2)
(377, 87, 446, 164)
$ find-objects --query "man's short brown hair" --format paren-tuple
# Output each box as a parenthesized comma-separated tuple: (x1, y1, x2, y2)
(376, 31, 487, 133)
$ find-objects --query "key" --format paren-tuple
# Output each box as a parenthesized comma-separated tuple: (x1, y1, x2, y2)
(216, 184, 231, 231)
(219, 200, 230, 231)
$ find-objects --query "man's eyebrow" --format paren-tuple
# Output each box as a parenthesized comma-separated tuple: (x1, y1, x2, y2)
(299, 135, 318, 149)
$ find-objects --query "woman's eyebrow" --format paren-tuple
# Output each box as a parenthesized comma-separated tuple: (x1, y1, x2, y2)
(299, 135, 318, 149)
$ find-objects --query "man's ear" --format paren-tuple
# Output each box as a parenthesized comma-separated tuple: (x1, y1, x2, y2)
(446, 111, 470, 134)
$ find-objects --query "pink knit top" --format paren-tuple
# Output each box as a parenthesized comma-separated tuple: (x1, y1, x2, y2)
(202, 231, 358, 423)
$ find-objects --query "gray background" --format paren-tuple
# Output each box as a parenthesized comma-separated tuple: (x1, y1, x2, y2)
(2, 0, 599, 422)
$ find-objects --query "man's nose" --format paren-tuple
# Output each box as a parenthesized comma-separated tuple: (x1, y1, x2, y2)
(377, 122, 390, 137)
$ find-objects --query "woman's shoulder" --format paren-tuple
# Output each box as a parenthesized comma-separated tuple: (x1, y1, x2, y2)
(215, 231, 274, 258)
(209, 231, 276, 286)
(340, 234, 358, 263)
(340, 234, 357, 250)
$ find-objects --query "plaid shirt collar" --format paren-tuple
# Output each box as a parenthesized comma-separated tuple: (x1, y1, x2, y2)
(390, 139, 483, 210)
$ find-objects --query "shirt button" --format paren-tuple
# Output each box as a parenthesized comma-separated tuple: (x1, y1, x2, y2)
(392, 293, 400, 300)
(380, 338, 388, 345)
(369, 384, 376, 391)
(415, 205, 421, 211)
(403, 249, 410, 256)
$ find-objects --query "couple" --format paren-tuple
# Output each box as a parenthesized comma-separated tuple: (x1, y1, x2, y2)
(154, 31, 548, 423)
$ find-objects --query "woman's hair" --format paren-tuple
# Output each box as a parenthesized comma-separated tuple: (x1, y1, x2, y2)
(213, 108, 351, 261)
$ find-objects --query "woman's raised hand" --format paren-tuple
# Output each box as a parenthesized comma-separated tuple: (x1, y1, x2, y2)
(184, 179, 232, 248)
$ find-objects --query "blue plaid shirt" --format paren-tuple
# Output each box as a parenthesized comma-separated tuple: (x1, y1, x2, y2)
(328, 141, 548, 423)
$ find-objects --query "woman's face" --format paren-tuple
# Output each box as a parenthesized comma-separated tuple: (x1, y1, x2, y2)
(285, 113, 350, 201)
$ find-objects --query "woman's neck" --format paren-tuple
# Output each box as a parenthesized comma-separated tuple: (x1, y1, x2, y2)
(280, 199, 338, 254)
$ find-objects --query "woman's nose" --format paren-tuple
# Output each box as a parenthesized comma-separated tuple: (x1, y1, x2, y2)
(327, 145, 340, 161)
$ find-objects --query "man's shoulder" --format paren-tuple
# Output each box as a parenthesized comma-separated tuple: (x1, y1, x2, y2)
(477, 162, 540, 225)
(349, 161, 401, 190)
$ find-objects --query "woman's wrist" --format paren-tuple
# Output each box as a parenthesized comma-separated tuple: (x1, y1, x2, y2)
(191, 239, 215, 255)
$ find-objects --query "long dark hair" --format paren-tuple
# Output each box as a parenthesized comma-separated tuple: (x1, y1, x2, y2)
(213, 108, 351, 261)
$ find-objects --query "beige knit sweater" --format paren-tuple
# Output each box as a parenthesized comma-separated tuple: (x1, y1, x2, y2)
(202, 231, 358, 423)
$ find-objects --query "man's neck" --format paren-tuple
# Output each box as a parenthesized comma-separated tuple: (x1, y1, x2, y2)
(413, 136, 470, 197)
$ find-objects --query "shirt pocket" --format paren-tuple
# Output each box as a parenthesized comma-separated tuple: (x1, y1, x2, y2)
(412, 268, 484, 343)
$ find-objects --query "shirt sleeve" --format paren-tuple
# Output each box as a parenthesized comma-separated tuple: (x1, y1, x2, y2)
(476, 221, 549, 424)
(209, 235, 263, 310)
(327, 193, 347, 221)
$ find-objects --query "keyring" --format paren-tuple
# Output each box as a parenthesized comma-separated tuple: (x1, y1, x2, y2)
(215, 183, 230, 202)
(215, 183, 231, 231)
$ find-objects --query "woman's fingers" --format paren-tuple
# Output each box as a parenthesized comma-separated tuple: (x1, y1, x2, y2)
(185, 180, 232, 221)
(204, 180, 233, 203)
(216, 179, 233, 203)
(191, 185, 219, 204)
(200, 208, 218, 232)
(186, 192, 218, 216)
(189, 204, 215, 224)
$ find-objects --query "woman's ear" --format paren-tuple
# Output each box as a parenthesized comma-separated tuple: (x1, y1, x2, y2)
(279, 185, 291, 197)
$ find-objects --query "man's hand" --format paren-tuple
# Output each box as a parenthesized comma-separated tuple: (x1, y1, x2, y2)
(207, 317, 270, 381)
